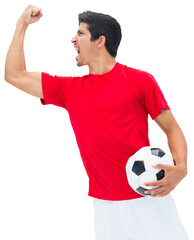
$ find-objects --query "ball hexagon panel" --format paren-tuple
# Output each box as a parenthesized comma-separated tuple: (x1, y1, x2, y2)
(133, 146, 151, 160)
(139, 171, 157, 190)
(143, 155, 161, 174)
(162, 153, 175, 165)
(126, 171, 139, 190)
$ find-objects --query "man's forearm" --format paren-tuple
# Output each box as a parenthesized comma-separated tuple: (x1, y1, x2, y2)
(5, 21, 28, 81)
(167, 124, 187, 173)
(5, 5, 43, 82)
(154, 110, 187, 172)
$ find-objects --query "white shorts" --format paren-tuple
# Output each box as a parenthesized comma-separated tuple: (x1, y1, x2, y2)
(93, 194, 189, 240)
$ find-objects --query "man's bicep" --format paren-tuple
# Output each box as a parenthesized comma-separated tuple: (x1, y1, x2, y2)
(154, 109, 179, 134)
(6, 71, 43, 99)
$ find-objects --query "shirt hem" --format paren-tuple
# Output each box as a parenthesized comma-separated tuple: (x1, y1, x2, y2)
(88, 193, 144, 201)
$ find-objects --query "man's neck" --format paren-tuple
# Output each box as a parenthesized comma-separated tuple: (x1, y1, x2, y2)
(88, 57, 116, 75)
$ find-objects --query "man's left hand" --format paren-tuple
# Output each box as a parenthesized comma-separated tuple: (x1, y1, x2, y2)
(144, 163, 187, 197)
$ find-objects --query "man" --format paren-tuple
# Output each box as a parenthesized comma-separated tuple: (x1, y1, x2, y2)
(5, 5, 189, 240)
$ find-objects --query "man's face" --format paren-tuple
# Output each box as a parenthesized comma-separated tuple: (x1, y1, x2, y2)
(71, 22, 97, 66)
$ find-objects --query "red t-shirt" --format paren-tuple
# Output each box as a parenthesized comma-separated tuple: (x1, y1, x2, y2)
(40, 62, 170, 200)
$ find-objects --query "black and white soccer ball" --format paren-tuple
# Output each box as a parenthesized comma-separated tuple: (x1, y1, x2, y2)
(126, 146, 175, 196)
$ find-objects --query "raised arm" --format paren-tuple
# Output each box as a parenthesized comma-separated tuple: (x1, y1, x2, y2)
(4, 5, 43, 98)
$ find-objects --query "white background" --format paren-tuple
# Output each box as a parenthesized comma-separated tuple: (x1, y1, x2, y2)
(0, 0, 193, 239)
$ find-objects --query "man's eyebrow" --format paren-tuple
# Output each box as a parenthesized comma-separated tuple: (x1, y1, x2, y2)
(77, 29, 85, 34)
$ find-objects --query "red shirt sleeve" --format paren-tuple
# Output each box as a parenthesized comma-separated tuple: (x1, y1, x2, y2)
(40, 72, 75, 109)
(139, 71, 170, 119)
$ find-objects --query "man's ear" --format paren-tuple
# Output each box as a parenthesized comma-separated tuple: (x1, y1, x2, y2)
(96, 36, 106, 48)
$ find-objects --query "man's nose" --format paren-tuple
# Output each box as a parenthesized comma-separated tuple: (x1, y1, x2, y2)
(71, 35, 77, 43)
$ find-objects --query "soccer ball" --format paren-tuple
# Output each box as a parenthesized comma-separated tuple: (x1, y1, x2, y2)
(126, 146, 174, 196)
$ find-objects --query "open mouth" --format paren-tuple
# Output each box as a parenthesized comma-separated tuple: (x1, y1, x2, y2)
(75, 48, 80, 60)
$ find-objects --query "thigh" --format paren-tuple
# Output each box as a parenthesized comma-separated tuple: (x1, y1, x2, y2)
(93, 199, 111, 240)
(132, 195, 189, 240)
(93, 199, 132, 240)
(93, 195, 189, 240)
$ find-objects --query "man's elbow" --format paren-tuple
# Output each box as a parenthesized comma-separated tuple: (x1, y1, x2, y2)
(4, 68, 15, 83)
(4, 71, 24, 85)
(4, 74, 16, 85)
(4, 72, 12, 84)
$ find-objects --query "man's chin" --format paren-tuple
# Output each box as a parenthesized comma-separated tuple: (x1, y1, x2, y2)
(77, 62, 82, 67)
(76, 61, 86, 67)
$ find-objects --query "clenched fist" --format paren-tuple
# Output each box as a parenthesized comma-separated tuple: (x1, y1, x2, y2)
(18, 5, 43, 26)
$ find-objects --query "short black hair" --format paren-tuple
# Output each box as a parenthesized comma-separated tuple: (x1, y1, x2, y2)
(78, 11, 122, 58)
